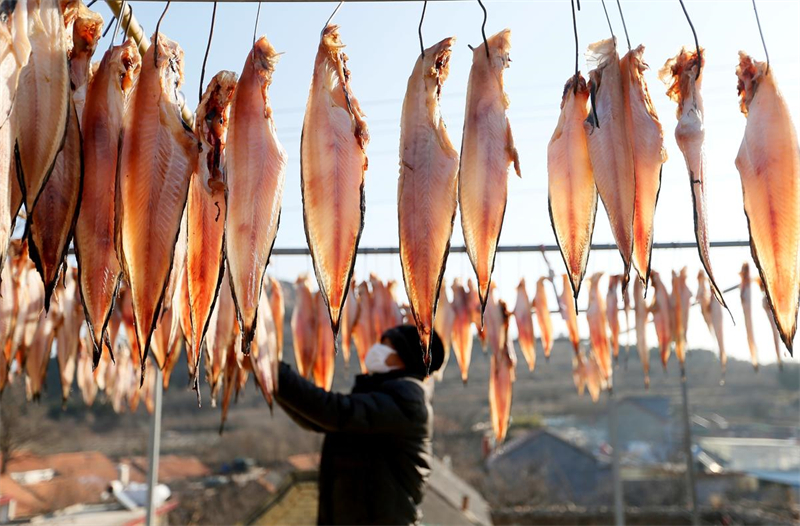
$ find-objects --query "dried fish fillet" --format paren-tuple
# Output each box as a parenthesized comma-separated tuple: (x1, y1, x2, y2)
(15, 0, 70, 212)
(187, 71, 236, 380)
(513, 279, 535, 371)
(398, 37, 458, 360)
(116, 33, 195, 379)
(584, 38, 635, 287)
(226, 37, 286, 355)
(671, 268, 691, 368)
(740, 262, 759, 370)
(450, 278, 473, 384)
(633, 278, 650, 388)
(735, 53, 799, 355)
(75, 39, 140, 365)
(291, 275, 317, 379)
(459, 29, 520, 315)
(313, 291, 335, 391)
(548, 74, 596, 300)
(301, 25, 367, 343)
(660, 48, 727, 309)
(534, 277, 554, 359)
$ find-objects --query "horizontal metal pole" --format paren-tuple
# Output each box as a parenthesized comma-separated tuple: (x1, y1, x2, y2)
(271, 240, 751, 256)
(124, 0, 462, 2)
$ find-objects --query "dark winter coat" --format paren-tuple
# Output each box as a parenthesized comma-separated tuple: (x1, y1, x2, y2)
(275, 362, 434, 525)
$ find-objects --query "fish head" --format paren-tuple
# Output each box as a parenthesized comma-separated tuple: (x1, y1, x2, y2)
(70, 2, 103, 60)
(197, 70, 237, 189)
(151, 32, 186, 106)
(421, 36, 455, 94)
(736, 51, 769, 116)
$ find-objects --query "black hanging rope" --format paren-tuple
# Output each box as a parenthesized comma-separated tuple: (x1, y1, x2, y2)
(200, 2, 218, 104)
(418, 0, 427, 57)
(154, 1, 172, 68)
(571, 0, 581, 91)
(615, 0, 631, 51)
(477, 0, 489, 59)
(600, 0, 615, 40)
(751, 0, 770, 74)
(253, 1, 262, 47)
(678, 0, 702, 74)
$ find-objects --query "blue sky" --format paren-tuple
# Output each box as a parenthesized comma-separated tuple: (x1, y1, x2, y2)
(90, 0, 800, 364)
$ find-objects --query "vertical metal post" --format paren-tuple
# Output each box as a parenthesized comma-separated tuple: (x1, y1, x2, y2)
(609, 375, 624, 525)
(145, 367, 163, 526)
(680, 367, 699, 526)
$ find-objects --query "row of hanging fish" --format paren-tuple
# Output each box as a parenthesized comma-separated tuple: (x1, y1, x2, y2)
(546, 35, 798, 362)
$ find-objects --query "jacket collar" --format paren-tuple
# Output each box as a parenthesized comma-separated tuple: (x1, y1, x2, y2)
(352, 370, 425, 393)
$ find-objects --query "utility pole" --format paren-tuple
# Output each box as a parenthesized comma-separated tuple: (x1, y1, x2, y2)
(680, 367, 700, 526)
(145, 367, 163, 526)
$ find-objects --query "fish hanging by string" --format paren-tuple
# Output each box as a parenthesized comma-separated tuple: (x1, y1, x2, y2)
(187, 70, 236, 390)
(488, 302, 515, 444)
(313, 291, 335, 391)
(757, 278, 783, 369)
(1, 0, 30, 278)
(586, 273, 611, 383)
(513, 278, 536, 372)
(340, 279, 357, 365)
(14, 0, 69, 214)
(291, 275, 317, 379)
(660, 47, 728, 310)
(459, 29, 520, 318)
(584, 38, 635, 287)
(606, 275, 620, 361)
(204, 269, 236, 405)
(301, 25, 367, 347)
(250, 284, 279, 407)
(450, 278, 473, 384)
(226, 37, 286, 356)
(55, 268, 83, 404)
(671, 268, 691, 369)
(548, 74, 596, 301)
(740, 262, 759, 371)
(650, 270, 673, 371)
(115, 33, 196, 382)
(533, 277, 554, 360)
(560, 274, 580, 354)
(734, 52, 799, 356)
(622, 45, 667, 287)
(398, 37, 458, 363)
(633, 277, 650, 389)
(75, 38, 140, 366)
(267, 276, 284, 362)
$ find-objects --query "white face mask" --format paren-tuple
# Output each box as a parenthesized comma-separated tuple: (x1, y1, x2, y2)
(364, 343, 402, 374)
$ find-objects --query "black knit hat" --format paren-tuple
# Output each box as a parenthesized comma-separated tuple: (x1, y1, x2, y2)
(380, 325, 445, 376)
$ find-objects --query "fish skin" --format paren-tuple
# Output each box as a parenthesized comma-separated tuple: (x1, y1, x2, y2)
(267, 276, 285, 361)
(301, 25, 368, 343)
(226, 37, 286, 356)
(671, 268, 691, 368)
(650, 270, 673, 370)
(433, 281, 455, 381)
(450, 278, 473, 384)
(584, 38, 635, 287)
(291, 275, 317, 379)
(584, 353, 602, 403)
(513, 279, 536, 372)
(219, 339, 239, 434)
(0, 258, 18, 394)
(548, 74, 596, 301)
(28, 97, 82, 311)
(660, 49, 728, 310)
(697, 271, 714, 336)
(587, 273, 611, 382)
(1, 0, 31, 278)
(459, 29, 520, 316)
(560, 274, 580, 354)
(116, 33, 196, 381)
(187, 71, 236, 383)
(533, 277, 554, 359)
(606, 275, 620, 360)
(76, 337, 97, 405)
(55, 268, 83, 403)
(572, 352, 586, 397)
(340, 279, 357, 364)
(710, 285, 727, 381)
(633, 277, 650, 389)
(735, 53, 800, 356)
(758, 278, 783, 369)
(25, 297, 60, 401)
(484, 285, 505, 358)
(621, 275, 631, 363)
(63, 0, 103, 119)
(488, 305, 516, 443)
(75, 39, 140, 366)
(398, 37, 458, 360)
(622, 45, 667, 287)
(739, 262, 759, 371)
(250, 283, 279, 407)
(15, 0, 70, 213)
(313, 291, 335, 391)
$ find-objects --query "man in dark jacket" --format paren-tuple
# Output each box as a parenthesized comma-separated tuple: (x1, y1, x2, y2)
(275, 325, 445, 526)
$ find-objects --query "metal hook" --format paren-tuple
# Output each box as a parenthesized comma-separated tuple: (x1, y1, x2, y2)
(615, 0, 631, 51)
(101, 16, 117, 38)
(600, 0, 615, 40)
(678, 0, 702, 75)
(477, 0, 489, 59)
(154, 0, 171, 68)
(751, 0, 770, 74)
(107, 0, 126, 52)
(86, 0, 98, 7)
(418, 0, 428, 58)
(253, 1, 261, 48)
(123, 5, 134, 39)
(571, 0, 581, 92)
(321, 0, 344, 40)
(200, 1, 217, 104)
